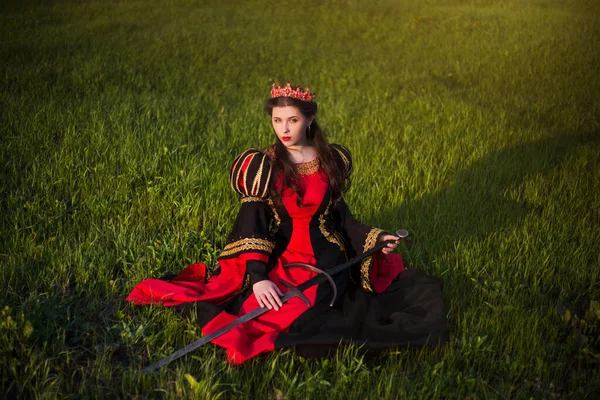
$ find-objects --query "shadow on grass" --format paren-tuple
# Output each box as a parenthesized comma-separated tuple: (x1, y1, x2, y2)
(379, 129, 599, 299)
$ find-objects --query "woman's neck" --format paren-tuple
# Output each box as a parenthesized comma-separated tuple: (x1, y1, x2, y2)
(285, 144, 318, 164)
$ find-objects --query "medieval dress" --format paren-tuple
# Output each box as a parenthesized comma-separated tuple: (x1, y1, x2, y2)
(126, 144, 448, 364)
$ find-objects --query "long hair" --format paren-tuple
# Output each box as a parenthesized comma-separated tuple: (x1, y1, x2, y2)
(264, 96, 346, 206)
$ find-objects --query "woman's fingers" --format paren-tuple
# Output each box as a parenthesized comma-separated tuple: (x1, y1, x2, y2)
(261, 293, 271, 309)
(268, 288, 282, 309)
(255, 288, 283, 310)
(380, 234, 400, 254)
(381, 234, 399, 241)
(265, 292, 280, 310)
(256, 295, 265, 308)
(264, 294, 272, 309)
(272, 289, 283, 307)
(255, 291, 269, 309)
(252, 280, 286, 310)
(382, 239, 400, 254)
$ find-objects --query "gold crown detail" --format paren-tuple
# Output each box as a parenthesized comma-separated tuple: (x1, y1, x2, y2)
(271, 81, 315, 102)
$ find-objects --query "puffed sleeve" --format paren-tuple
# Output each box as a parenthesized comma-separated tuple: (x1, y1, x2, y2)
(218, 149, 275, 287)
(330, 144, 398, 293)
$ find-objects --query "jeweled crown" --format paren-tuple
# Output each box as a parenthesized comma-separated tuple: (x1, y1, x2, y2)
(271, 81, 315, 102)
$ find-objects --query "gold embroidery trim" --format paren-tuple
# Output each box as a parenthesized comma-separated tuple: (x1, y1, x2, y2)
(295, 157, 320, 175)
(319, 199, 346, 253)
(267, 198, 281, 234)
(241, 196, 267, 204)
(236, 274, 251, 295)
(360, 228, 384, 293)
(220, 238, 275, 257)
(334, 232, 347, 257)
(261, 159, 272, 198)
(250, 155, 265, 196)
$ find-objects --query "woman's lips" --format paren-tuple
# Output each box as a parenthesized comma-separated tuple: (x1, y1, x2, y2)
(282, 137, 291, 142)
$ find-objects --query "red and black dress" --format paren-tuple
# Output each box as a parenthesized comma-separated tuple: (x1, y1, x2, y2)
(126, 144, 447, 364)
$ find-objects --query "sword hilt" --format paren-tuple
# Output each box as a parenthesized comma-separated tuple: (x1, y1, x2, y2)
(278, 279, 311, 306)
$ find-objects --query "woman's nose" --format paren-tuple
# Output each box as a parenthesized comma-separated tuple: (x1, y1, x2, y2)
(283, 123, 290, 133)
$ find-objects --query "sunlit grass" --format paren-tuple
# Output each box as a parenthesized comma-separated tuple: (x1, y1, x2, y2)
(1, 0, 599, 397)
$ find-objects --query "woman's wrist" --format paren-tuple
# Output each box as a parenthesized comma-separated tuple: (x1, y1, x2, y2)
(251, 277, 269, 286)
(246, 260, 269, 286)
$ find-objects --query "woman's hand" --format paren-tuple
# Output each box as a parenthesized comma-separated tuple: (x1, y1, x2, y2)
(380, 233, 400, 254)
(253, 280, 283, 311)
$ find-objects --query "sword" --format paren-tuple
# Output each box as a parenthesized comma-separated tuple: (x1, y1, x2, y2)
(141, 229, 409, 373)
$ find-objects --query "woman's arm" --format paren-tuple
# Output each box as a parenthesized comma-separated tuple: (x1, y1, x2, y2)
(223, 148, 288, 310)
(329, 143, 401, 293)
(332, 198, 402, 293)
(221, 198, 283, 310)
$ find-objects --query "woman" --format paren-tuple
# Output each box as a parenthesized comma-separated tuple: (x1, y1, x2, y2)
(126, 82, 447, 365)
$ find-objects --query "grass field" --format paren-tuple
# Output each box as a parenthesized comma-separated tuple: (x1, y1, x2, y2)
(1, 0, 599, 398)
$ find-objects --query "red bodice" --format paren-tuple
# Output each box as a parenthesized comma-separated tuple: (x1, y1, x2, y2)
(277, 168, 329, 266)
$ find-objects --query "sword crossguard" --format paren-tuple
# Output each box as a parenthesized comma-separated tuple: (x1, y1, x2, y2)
(283, 263, 338, 307)
(278, 279, 311, 306)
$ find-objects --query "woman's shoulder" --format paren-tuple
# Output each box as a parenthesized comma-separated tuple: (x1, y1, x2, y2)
(230, 148, 272, 198)
(328, 143, 353, 179)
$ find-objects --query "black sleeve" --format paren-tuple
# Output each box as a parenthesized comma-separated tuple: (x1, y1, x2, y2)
(218, 149, 276, 286)
(332, 198, 387, 293)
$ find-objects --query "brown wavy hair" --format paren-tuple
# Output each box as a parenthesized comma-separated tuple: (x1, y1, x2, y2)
(264, 96, 346, 206)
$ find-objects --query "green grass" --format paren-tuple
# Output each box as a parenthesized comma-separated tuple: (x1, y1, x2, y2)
(1, 0, 599, 398)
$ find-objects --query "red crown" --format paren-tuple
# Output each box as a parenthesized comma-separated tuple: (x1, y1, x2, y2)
(271, 81, 315, 102)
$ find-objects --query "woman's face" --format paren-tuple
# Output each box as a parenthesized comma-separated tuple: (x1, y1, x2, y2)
(271, 106, 313, 148)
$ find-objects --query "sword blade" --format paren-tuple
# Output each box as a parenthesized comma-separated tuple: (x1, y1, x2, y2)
(142, 289, 300, 373)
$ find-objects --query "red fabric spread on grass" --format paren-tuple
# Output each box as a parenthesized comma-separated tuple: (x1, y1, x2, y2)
(125, 252, 268, 306)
